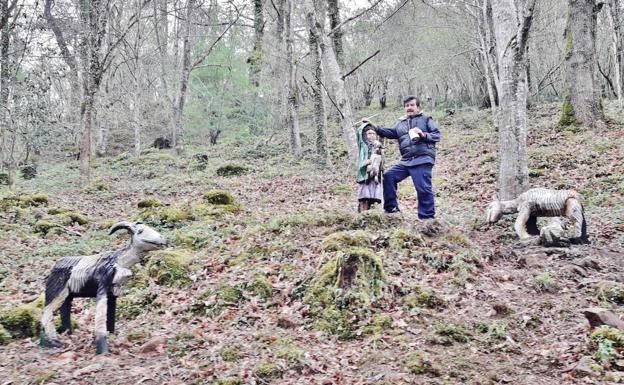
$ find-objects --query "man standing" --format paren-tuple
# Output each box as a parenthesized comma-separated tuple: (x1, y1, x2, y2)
(362, 96, 441, 219)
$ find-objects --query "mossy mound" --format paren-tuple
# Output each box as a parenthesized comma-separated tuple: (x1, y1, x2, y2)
(596, 281, 624, 304)
(33, 220, 58, 235)
(146, 250, 193, 287)
(20, 165, 37, 180)
(216, 164, 248, 177)
(1, 193, 48, 211)
(58, 211, 90, 226)
(117, 288, 158, 319)
(0, 298, 44, 339)
(202, 190, 235, 205)
(215, 283, 243, 303)
(138, 204, 193, 228)
(433, 323, 472, 345)
(189, 153, 209, 171)
(273, 338, 305, 368)
(137, 197, 163, 208)
(559, 96, 579, 128)
(211, 377, 244, 385)
(171, 221, 215, 250)
(362, 313, 393, 335)
(321, 230, 372, 252)
(264, 212, 351, 233)
(304, 247, 387, 338)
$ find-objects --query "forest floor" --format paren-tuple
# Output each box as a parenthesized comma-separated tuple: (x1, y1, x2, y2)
(1, 103, 623, 385)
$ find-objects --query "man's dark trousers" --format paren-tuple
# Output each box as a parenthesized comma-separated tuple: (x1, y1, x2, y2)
(383, 163, 435, 219)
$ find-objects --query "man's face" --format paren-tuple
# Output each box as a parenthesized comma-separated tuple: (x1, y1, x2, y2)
(404, 99, 420, 117)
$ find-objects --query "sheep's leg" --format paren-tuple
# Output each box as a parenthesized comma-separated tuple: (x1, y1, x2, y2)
(514, 207, 532, 240)
(40, 287, 69, 348)
(94, 290, 109, 354)
(107, 295, 116, 333)
(58, 296, 73, 334)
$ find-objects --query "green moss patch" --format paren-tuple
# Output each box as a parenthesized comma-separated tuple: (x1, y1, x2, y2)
(146, 250, 193, 286)
(405, 352, 440, 376)
(246, 274, 274, 300)
(432, 323, 472, 345)
(216, 164, 248, 177)
(321, 230, 372, 252)
(1, 193, 48, 211)
(255, 361, 282, 379)
(590, 326, 624, 364)
(137, 197, 163, 208)
(596, 281, 624, 304)
(402, 286, 439, 310)
(0, 298, 43, 339)
(203, 190, 235, 205)
(211, 378, 244, 385)
(219, 344, 242, 362)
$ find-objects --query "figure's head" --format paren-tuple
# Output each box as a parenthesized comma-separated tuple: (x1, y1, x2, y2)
(364, 126, 378, 144)
(109, 221, 167, 251)
(403, 95, 421, 117)
(485, 200, 503, 223)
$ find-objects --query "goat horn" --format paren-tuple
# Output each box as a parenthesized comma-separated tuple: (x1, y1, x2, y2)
(109, 221, 136, 235)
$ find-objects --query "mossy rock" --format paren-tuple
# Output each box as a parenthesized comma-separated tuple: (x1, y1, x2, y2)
(216, 164, 248, 177)
(321, 230, 372, 252)
(190, 202, 239, 218)
(83, 181, 113, 194)
(137, 197, 163, 208)
(146, 250, 192, 286)
(402, 286, 439, 309)
(255, 361, 282, 379)
(596, 281, 624, 304)
(0, 172, 9, 185)
(1, 193, 48, 211)
(203, 190, 235, 205)
(138, 205, 193, 227)
(246, 275, 273, 300)
(0, 298, 43, 339)
(189, 153, 209, 171)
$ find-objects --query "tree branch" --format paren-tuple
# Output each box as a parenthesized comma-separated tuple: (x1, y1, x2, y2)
(341, 49, 380, 80)
(327, 0, 384, 37)
(374, 0, 410, 32)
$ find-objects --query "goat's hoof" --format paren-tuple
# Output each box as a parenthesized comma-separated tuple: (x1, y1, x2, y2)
(95, 337, 108, 354)
(41, 338, 64, 348)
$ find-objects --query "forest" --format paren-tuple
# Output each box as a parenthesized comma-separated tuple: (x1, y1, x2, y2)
(1, 0, 623, 384)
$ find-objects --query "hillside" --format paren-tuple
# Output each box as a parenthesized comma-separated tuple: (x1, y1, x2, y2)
(1, 103, 623, 385)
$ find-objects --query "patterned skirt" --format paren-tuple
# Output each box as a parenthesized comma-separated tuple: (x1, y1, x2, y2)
(357, 181, 382, 202)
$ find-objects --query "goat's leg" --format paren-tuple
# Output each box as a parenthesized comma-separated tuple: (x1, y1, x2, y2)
(58, 296, 73, 334)
(40, 287, 69, 348)
(94, 290, 109, 354)
(526, 215, 540, 236)
(514, 207, 532, 240)
(107, 296, 116, 333)
(566, 197, 589, 244)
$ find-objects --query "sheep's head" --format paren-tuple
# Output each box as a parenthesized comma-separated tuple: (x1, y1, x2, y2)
(109, 221, 167, 251)
(485, 201, 503, 224)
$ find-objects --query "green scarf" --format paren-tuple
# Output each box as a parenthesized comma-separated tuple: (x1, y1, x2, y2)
(356, 123, 372, 183)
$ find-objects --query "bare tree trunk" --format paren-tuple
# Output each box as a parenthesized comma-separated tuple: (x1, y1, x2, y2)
(284, 0, 301, 157)
(326, 0, 344, 69)
(304, 0, 329, 165)
(607, 0, 623, 106)
(379, 77, 388, 109)
(491, 0, 535, 200)
(248, 0, 263, 88)
(562, 0, 604, 127)
(171, 0, 193, 154)
(270, 0, 286, 136)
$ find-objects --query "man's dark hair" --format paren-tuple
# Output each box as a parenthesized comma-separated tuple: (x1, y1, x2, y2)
(403, 95, 420, 107)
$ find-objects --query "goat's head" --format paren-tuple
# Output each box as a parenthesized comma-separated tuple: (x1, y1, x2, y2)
(109, 221, 167, 251)
(485, 200, 503, 224)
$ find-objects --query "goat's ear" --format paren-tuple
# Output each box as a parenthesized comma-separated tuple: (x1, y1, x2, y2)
(109, 221, 136, 235)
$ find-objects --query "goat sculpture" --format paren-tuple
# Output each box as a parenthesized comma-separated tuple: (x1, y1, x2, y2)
(40, 221, 167, 354)
(366, 140, 385, 183)
(485, 188, 589, 244)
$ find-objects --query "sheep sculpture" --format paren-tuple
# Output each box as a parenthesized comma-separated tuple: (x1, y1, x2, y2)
(485, 188, 589, 244)
(40, 221, 167, 354)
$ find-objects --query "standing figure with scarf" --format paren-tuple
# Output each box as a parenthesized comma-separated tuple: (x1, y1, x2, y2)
(363, 95, 441, 219)
(355, 124, 384, 212)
